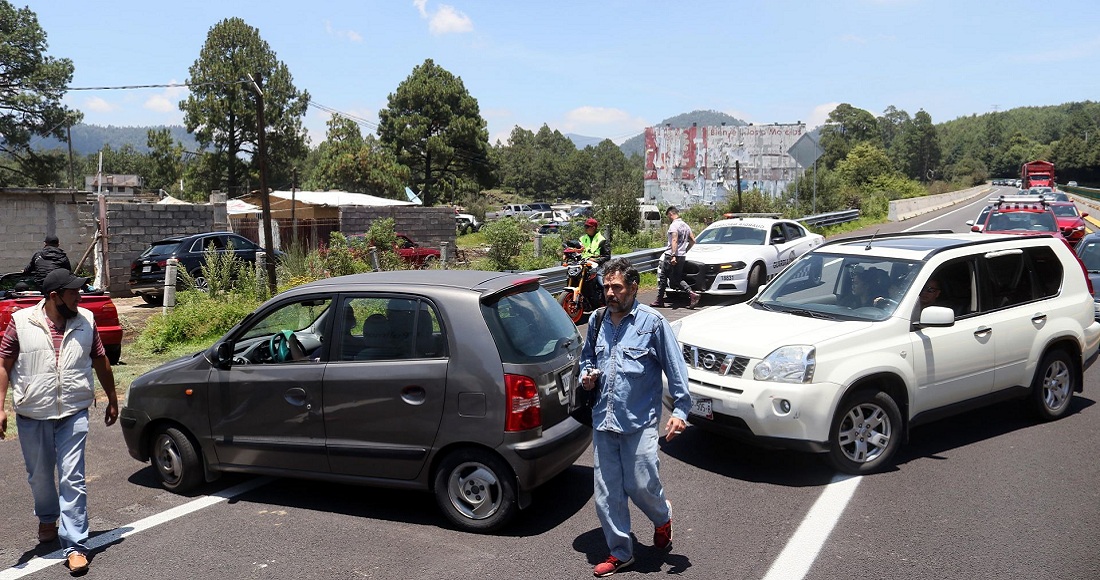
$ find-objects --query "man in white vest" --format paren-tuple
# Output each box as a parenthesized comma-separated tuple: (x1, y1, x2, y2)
(0, 268, 118, 574)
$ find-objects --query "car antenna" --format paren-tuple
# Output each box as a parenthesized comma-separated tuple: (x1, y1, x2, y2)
(865, 230, 880, 251)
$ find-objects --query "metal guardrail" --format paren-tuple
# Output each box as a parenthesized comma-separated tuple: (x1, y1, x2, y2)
(1061, 183, 1100, 201)
(799, 209, 861, 227)
(533, 246, 666, 295)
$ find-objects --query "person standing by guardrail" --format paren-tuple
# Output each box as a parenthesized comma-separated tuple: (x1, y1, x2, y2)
(650, 206, 699, 309)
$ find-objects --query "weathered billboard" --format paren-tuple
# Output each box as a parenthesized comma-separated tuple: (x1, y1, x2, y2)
(643, 123, 807, 208)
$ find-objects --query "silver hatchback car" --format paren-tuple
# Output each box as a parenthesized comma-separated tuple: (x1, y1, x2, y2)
(120, 270, 591, 532)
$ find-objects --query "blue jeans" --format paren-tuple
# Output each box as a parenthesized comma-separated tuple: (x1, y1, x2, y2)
(17, 410, 90, 556)
(593, 425, 671, 561)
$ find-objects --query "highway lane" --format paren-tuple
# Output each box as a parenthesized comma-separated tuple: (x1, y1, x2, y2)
(2, 191, 1098, 579)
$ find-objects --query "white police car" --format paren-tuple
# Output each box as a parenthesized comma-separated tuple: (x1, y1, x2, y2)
(670, 215, 824, 297)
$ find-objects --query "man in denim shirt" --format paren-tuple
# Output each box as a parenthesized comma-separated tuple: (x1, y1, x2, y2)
(579, 257, 693, 577)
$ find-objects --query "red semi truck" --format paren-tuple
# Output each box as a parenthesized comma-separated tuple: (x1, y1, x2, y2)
(1021, 160, 1055, 189)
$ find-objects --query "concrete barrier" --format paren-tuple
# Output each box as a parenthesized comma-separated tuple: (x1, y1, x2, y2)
(888, 185, 993, 222)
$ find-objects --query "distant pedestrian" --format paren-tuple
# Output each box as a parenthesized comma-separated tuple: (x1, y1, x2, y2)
(0, 268, 118, 575)
(651, 206, 699, 309)
(580, 258, 692, 577)
(24, 234, 73, 292)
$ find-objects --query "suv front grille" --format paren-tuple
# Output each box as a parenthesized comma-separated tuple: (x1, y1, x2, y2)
(681, 344, 749, 377)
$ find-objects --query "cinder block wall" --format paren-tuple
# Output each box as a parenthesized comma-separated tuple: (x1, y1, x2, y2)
(0, 190, 97, 276)
(105, 203, 223, 295)
(339, 205, 456, 252)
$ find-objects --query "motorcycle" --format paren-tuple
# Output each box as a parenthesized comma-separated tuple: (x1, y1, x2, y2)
(557, 240, 605, 323)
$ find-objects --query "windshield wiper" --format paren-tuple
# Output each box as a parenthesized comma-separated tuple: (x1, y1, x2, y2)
(754, 301, 778, 311)
(783, 307, 838, 320)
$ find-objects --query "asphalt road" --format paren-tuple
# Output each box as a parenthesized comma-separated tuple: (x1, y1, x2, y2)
(2, 187, 1098, 579)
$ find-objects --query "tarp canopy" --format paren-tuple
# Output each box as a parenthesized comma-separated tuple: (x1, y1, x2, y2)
(270, 190, 415, 207)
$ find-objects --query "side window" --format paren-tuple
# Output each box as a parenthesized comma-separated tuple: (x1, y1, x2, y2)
(238, 297, 332, 364)
(771, 225, 785, 244)
(783, 223, 805, 241)
(228, 235, 258, 251)
(927, 258, 976, 316)
(338, 296, 446, 361)
(980, 251, 1035, 310)
(1027, 246, 1062, 299)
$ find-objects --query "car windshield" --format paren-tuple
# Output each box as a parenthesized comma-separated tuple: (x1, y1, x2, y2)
(481, 286, 580, 363)
(1051, 205, 1080, 217)
(695, 224, 767, 245)
(986, 210, 1058, 232)
(755, 252, 921, 322)
(140, 241, 182, 258)
(1077, 240, 1100, 272)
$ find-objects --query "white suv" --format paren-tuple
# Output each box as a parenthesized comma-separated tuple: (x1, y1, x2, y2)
(666, 232, 1100, 474)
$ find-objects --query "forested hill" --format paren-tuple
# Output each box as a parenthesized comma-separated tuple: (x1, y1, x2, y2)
(618, 110, 749, 157)
(33, 124, 198, 156)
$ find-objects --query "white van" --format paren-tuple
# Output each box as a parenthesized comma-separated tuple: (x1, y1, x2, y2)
(639, 204, 662, 230)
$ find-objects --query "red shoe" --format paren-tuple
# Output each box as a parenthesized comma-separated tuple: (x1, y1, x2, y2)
(654, 518, 673, 550)
(687, 291, 701, 309)
(649, 299, 664, 308)
(593, 555, 634, 577)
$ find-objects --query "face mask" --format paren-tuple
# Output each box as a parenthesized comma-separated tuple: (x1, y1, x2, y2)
(54, 295, 79, 319)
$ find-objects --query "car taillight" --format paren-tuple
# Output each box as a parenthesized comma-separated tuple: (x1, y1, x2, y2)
(504, 374, 541, 432)
(156, 259, 167, 268)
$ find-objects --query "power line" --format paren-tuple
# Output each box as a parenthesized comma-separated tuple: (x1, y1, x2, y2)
(65, 81, 249, 91)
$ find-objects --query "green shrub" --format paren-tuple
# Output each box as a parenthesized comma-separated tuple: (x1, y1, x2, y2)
(135, 290, 260, 354)
(482, 217, 529, 271)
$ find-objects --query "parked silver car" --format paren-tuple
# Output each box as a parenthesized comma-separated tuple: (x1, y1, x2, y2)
(120, 270, 591, 532)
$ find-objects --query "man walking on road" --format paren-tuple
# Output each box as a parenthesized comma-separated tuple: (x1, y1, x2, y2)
(579, 258, 693, 577)
(651, 206, 699, 309)
(0, 268, 119, 575)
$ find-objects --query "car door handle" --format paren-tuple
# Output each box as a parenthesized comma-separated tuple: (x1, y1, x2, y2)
(1031, 313, 1047, 323)
(401, 385, 427, 406)
(974, 326, 992, 337)
(284, 387, 310, 410)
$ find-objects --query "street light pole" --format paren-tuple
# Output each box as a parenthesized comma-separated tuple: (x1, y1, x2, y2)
(247, 72, 277, 295)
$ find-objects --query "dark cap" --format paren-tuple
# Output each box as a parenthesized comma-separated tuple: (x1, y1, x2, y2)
(41, 269, 87, 295)
(44, 234, 60, 245)
(585, 218, 598, 228)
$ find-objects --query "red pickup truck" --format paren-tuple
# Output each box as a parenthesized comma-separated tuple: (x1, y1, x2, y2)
(0, 272, 123, 364)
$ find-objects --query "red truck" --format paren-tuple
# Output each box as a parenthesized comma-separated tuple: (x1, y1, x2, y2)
(1, 272, 123, 364)
(1020, 160, 1055, 189)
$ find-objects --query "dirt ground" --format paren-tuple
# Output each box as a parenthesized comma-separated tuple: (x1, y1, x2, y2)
(113, 295, 160, 348)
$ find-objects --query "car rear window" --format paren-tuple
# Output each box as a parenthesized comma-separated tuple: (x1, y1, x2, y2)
(140, 241, 182, 258)
(481, 286, 580, 364)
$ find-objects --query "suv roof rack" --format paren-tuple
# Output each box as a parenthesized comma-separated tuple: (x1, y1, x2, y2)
(721, 212, 782, 219)
(820, 229, 956, 248)
(989, 195, 1049, 207)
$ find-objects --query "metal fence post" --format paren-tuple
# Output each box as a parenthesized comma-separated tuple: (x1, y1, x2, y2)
(162, 258, 178, 314)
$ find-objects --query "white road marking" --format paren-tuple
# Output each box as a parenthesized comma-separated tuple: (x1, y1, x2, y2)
(0, 477, 273, 579)
(761, 474, 862, 580)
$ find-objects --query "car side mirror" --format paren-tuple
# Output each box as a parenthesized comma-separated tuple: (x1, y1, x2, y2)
(970, 225, 981, 232)
(965, 220, 974, 226)
(209, 341, 234, 369)
(1084, 213, 1090, 218)
(915, 305, 955, 329)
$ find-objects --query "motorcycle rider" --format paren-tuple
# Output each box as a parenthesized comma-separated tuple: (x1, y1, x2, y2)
(580, 218, 611, 297)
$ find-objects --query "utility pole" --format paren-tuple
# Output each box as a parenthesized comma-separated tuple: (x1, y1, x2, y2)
(248, 72, 277, 295)
(735, 160, 743, 212)
(291, 167, 298, 248)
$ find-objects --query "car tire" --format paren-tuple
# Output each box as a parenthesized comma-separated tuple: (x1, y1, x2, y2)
(1031, 349, 1076, 421)
(140, 294, 163, 306)
(747, 263, 766, 296)
(457, 224, 469, 236)
(104, 343, 121, 365)
(150, 426, 203, 493)
(826, 389, 902, 475)
(420, 255, 439, 270)
(433, 448, 518, 532)
(189, 270, 209, 292)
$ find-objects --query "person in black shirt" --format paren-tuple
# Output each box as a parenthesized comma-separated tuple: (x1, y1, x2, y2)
(24, 235, 72, 292)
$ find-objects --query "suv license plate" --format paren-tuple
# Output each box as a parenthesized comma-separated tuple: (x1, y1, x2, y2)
(142, 265, 152, 273)
(690, 396, 713, 419)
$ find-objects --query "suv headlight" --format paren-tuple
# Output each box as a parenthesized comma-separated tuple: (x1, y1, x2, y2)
(753, 345, 815, 383)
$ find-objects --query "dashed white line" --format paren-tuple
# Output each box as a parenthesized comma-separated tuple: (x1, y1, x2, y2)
(761, 474, 862, 580)
(0, 477, 272, 579)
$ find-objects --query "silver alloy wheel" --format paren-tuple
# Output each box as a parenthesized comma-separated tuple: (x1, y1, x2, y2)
(445, 461, 501, 521)
(1041, 358, 1072, 413)
(836, 402, 893, 464)
(153, 433, 184, 486)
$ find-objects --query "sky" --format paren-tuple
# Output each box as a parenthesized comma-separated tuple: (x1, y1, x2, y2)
(25, 0, 1100, 147)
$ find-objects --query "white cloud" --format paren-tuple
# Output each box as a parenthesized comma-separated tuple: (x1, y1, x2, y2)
(325, 20, 363, 43)
(143, 83, 188, 114)
(413, 0, 473, 36)
(839, 34, 867, 44)
(144, 94, 175, 113)
(84, 97, 115, 113)
(806, 102, 840, 129)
